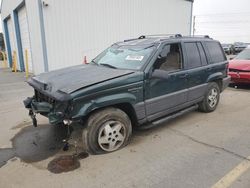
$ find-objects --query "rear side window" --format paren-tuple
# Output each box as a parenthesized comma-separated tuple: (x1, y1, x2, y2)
(184, 42, 202, 69)
(197, 42, 208, 66)
(205, 42, 226, 63)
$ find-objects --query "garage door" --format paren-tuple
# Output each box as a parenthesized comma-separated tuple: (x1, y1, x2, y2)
(18, 6, 33, 72)
(6, 18, 17, 68)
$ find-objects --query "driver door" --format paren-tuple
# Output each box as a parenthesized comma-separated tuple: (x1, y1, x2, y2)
(145, 43, 188, 121)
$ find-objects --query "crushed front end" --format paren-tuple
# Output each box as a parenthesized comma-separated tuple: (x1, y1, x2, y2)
(24, 77, 72, 127)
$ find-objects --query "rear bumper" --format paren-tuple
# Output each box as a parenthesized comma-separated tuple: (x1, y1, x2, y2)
(228, 72, 250, 84)
(222, 76, 231, 91)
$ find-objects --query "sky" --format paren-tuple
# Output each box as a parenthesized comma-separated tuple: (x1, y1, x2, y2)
(193, 0, 250, 43)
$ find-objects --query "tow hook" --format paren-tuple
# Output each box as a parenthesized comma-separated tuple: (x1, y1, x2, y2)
(29, 110, 37, 127)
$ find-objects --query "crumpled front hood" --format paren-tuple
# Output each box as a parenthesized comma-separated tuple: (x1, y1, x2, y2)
(229, 60, 250, 71)
(28, 64, 135, 95)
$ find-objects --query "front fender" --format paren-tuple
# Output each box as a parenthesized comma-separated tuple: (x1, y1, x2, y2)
(206, 72, 223, 83)
(71, 93, 137, 120)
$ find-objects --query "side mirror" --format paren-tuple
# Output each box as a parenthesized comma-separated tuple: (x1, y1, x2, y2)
(151, 69, 169, 80)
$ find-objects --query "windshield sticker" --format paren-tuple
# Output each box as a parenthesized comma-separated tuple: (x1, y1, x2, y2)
(126, 55, 144, 61)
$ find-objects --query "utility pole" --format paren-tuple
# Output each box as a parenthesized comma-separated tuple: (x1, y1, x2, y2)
(193, 15, 196, 36)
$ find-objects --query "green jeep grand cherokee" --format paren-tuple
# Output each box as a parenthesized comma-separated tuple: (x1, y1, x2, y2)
(24, 34, 230, 154)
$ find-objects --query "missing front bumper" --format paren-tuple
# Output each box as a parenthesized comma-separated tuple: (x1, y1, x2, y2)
(24, 97, 65, 126)
(23, 97, 52, 113)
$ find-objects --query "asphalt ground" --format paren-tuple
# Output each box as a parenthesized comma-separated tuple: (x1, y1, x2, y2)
(0, 68, 250, 188)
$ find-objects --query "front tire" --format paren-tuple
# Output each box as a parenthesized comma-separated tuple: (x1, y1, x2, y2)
(199, 82, 220, 113)
(82, 107, 132, 154)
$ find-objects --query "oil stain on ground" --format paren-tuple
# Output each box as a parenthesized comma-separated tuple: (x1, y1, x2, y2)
(47, 152, 89, 174)
(0, 124, 68, 167)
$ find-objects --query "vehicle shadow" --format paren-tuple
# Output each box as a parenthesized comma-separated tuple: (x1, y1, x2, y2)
(11, 124, 69, 163)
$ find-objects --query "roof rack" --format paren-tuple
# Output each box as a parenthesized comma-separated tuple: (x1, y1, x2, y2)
(124, 34, 212, 42)
(123, 34, 182, 42)
(182, 35, 211, 39)
(139, 34, 182, 38)
(124, 38, 141, 42)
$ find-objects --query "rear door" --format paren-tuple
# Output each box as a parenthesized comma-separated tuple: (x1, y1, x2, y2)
(183, 42, 208, 101)
(203, 41, 228, 78)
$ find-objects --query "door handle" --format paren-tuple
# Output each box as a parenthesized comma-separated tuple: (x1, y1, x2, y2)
(207, 67, 213, 71)
(179, 74, 188, 78)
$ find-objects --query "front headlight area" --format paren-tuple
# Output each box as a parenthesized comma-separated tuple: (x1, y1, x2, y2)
(47, 101, 73, 125)
(35, 92, 72, 124)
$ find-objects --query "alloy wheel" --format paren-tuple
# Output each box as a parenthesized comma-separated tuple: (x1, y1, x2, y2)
(98, 120, 126, 152)
(207, 88, 218, 108)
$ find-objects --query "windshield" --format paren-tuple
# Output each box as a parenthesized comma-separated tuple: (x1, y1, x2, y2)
(92, 45, 156, 70)
(235, 49, 250, 60)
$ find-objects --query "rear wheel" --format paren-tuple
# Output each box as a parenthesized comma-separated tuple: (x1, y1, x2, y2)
(82, 107, 132, 154)
(199, 82, 220, 113)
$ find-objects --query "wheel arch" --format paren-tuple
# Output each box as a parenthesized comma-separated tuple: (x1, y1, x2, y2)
(206, 72, 223, 92)
(72, 93, 139, 126)
(83, 103, 139, 127)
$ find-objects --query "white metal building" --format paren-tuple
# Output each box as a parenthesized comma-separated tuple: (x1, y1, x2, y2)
(1, 0, 194, 74)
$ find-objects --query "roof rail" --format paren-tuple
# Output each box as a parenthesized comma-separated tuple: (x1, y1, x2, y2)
(139, 34, 180, 38)
(124, 34, 212, 42)
(124, 38, 140, 42)
(124, 34, 176, 42)
(183, 35, 211, 39)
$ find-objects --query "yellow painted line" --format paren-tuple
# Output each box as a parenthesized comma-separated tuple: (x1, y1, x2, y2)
(211, 157, 250, 188)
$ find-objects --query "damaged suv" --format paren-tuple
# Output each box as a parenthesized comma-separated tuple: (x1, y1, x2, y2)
(24, 34, 230, 154)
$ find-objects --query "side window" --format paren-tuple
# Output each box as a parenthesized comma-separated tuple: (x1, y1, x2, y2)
(197, 42, 208, 66)
(154, 43, 182, 72)
(184, 42, 202, 69)
(205, 42, 226, 63)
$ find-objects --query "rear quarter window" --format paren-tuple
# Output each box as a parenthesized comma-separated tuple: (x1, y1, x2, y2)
(197, 42, 208, 66)
(205, 41, 226, 63)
